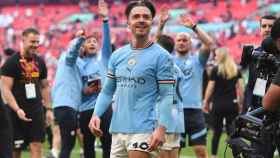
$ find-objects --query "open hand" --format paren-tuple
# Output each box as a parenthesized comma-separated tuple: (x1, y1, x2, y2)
(17, 109, 32, 122)
(179, 14, 195, 28)
(75, 29, 86, 38)
(159, 6, 169, 25)
(98, 0, 109, 20)
(147, 126, 166, 151)
(89, 114, 103, 137)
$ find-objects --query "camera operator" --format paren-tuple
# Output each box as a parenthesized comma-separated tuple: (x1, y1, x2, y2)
(263, 18, 280, 112)
(240, 15, 276, 111)
(239, 14, 279, 157)
(239, 15, 280, 158)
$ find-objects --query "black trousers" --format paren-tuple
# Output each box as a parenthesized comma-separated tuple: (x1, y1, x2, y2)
(211, 110, 237, 155)
(54, 106, 78, 158)
(0, 105, 12, 158)
(79, 107, 112, 158)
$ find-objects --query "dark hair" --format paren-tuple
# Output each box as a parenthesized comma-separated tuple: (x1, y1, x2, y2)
(125, 0, 156, 19)
(260, 15, 276, 24)
(157, 34, 175, 54)
(3, 48, 16, 56)
(22, 28, 39, 37)
(85, 34, 98, 40)
(271, 17, 280, 40)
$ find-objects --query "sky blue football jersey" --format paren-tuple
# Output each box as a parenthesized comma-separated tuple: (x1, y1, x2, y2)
(174, 53, 208, 109)
(94, 43, 175, 133)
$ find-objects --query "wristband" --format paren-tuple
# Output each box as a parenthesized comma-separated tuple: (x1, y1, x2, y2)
(192, 24, 197, 32)
(46, 107, 53, 111)
(103, 16, 109, 22)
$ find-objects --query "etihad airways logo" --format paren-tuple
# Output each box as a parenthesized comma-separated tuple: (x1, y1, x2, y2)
(116, 76, 146, 88)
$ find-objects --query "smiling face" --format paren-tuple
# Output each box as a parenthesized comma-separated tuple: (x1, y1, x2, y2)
(83, 36, 99, 55)
(127, 6, 153, 38)
(22, 33, 40, 55)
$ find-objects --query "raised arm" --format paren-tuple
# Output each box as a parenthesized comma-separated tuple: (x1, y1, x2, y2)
(155, 6, 169, 42)
(65, 30, 86, 66)
(99, 0, 112, 67)
(180, 15, 215, 64)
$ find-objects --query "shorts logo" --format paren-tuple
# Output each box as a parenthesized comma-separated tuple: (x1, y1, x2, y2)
(70, 130, 76, 136)
(132, 142, 149, 150)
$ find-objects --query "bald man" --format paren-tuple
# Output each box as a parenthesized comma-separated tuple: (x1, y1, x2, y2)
(174, 16, 214, 158)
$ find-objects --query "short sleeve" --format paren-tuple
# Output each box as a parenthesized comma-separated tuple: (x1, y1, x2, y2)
(273, 69, 280, 86)
(209, 67, 218, 81)
(157, 53, 175, 83)
(39, 57, 48, 80)
(237, 69, 242, 79)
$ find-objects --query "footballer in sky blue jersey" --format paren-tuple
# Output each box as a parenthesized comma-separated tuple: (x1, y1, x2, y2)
(99, 43, 174, 133)
(156, 34, 185, 134)
(174, 15, 214, 158)
(156, 33, 184, 158)
(89, 1, 175, 157)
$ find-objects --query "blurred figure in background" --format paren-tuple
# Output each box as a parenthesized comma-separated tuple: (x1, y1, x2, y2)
(155, 8, 184, 158)
(157, 34, 185, 158)
(77, 0, 112, 158)
(52, 30, 85, 158)
(174, 15, 214, 158)
(203, 47, 244, 158)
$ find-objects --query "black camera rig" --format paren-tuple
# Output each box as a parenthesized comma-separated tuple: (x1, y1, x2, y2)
(227, 107, 265, 158)
(228, 107, 280, 158)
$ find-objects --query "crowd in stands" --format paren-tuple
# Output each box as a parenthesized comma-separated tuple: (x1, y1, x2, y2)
(0, 0, 280, 82)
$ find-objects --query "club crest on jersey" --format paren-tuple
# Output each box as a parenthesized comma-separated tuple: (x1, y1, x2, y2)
(128, 58, 136, 66)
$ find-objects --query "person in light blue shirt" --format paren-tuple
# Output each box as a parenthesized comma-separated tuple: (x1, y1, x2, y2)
(76, 1, 112, 158)
(52, 30, 85, 158)
(156, 34, 185, 158)
(173, 15, 214, 158)
(89, 1, 175, 158)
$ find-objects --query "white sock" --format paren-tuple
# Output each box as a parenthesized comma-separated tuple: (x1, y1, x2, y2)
(80, 148, 84, 154)
(51, 148, 59, 158)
